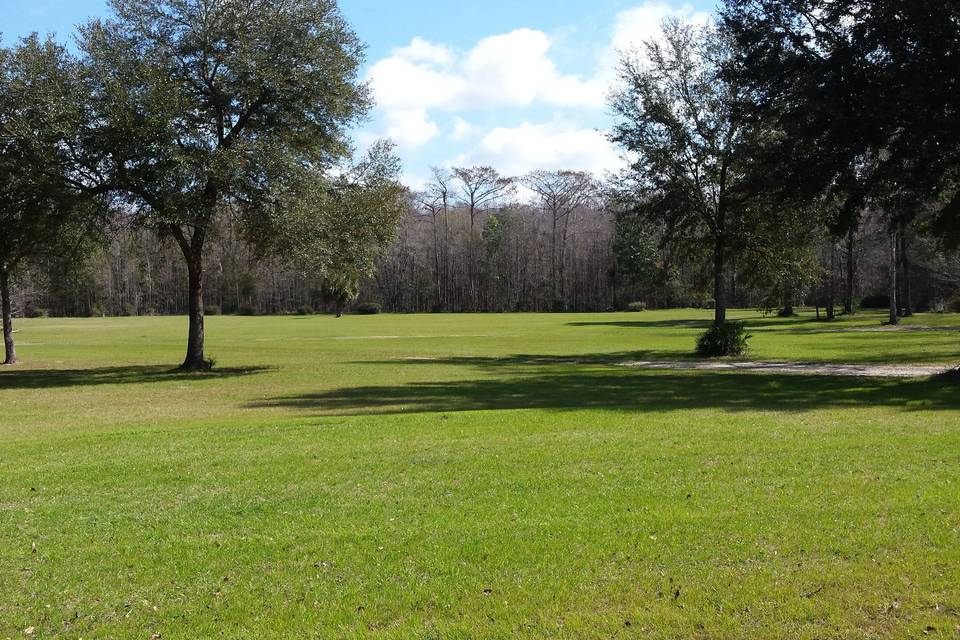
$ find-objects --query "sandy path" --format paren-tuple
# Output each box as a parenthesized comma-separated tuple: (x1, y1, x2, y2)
(620, 360, 950, 378)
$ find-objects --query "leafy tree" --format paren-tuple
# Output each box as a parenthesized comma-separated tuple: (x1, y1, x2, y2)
(722, 0, 960, 247)
(78, 0, 371, 369)
(259, 141, 407, 317)
(609, 20, 752, 326)
(0, 36, 95, 365)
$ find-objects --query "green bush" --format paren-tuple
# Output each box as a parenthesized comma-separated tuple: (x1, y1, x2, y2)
(627, 301, 647, 312)
(88, 304, 105, 318)
(204, 304, 222, 316)
(296, 305, 315, 316)
(355, 302, 381, 315)
(121, 303, 138, 317)
(237, 305, 257, 316)
(27, 308, 49, 319)
(696, 321, 751, 357)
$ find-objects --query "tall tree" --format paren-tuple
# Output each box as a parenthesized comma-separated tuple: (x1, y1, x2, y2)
(0, 36, 95, 365)
(723, 0, 960, 249)
(452, 166, 515, 232)
(609, 20, 750, 325)
(451, 166, 514, 310)
(79, 0, 370, 369)
(524, 170, 597, 309)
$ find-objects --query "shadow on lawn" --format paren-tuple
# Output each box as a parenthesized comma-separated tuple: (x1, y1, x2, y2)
(249, 353, 960, 416)
(568, 316, 848, 332)
(0, 365, 272, 390)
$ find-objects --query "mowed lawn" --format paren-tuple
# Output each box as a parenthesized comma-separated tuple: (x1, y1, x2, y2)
(2, 310, 959, 639)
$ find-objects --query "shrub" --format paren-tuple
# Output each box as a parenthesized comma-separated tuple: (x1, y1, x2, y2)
(88, 304, 105, 318)
(204, 304, 222, 316)
(295, 305, 315, 316)
(27, 308, 49, 319)
(696, 321, 751, 357)
(121, 303, 138, 317)
(860, 294, 890, 309)
(355, 302, 381, 315)
(237, 305, 257, 316)
(626, 301, 647, 312)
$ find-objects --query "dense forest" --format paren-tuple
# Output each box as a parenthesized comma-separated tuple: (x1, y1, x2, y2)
(13, 180, 960, 317)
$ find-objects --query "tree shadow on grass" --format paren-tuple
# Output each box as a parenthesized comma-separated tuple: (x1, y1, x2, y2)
(0, 365, 273, 390)
(248, 356, 960, 417)
(567, 316, 845, 332)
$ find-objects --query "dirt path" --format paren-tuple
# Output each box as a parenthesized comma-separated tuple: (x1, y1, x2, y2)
(620, 360, 950, 378)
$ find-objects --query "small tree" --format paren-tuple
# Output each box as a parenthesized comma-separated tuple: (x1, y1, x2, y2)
(259, 141, 406, 318)
(79, 0, 371, 370)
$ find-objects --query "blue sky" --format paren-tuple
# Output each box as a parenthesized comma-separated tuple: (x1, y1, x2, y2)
(2, 0, 717, 186)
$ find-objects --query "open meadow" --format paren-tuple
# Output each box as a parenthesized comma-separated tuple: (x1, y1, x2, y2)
(2, 310, 960, 638)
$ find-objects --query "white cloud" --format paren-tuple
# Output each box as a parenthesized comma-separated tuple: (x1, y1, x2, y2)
(450, 117, 478, 142)
(384, 108, 439, 147)
(365, 0, 710, 184)
(368, 28, 604, 113)
(453, 122, 623, 177)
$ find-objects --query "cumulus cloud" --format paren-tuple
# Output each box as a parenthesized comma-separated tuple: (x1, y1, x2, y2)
(450, 117, 478, 142)
(383, 108, 439, 147)
(364, 0, 709, 181)
(452, 122, 624, 177)
(368, 28, 604, 113)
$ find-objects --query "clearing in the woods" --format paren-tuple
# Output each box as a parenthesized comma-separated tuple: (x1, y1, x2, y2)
(2, 310, 959, 638)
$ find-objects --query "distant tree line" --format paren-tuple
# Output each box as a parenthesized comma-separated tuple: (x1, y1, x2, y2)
(13, 174, 960, 318)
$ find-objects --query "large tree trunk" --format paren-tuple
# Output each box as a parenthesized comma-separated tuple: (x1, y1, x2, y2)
(182, 254, 207, 370)
(844, 226, 856, 314)
(1, 267, 16, 366)
(888, 231, 899, 326)
(713, 235, 726, 325)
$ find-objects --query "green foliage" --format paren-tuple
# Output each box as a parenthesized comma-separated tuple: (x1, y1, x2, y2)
(696, 320, 751, 357)
(27, 308, 49, 319)
(626, 301, 647, 312)
(0, 35, 98, 281)
(723, 0, 960, 245)
(204, 305, 223, 316)
(608, 21, 759, 320)
(259, 141, 407, 284)
(354, 302, 381, 315)
(77, 0, 375, 365)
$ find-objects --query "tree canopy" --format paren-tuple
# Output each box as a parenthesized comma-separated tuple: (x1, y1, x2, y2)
(78, 0, 374, 369)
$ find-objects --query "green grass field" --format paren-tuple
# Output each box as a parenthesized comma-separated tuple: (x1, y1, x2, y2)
(2, 310, 959, 638)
